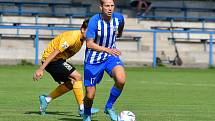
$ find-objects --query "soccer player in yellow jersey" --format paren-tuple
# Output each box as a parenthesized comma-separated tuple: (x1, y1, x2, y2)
(33, 19, 99, 116)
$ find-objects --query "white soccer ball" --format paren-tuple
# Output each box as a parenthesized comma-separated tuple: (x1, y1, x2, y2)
(117, 111, 136, 121)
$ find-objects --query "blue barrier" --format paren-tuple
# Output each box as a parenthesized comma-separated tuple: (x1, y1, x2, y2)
(209, 33, 213, 67)
(153, 32, 157, 68)
(138, 15, 215, 22)
(0, 25, 213, 67)
(0, 1, 91, 9)
(0, 1, 91, 17)
(151, 6, 215, 18)
(117, 5, 215, 14)
(125, 29, 214, 67)
(0, 10, 93, 18)
(117, 4, 215, 22)
(35, 29, 39, 65)
(151, 26, 215, 31)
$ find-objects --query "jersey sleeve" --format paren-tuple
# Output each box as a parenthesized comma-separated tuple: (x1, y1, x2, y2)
(117, 13, 125, 26)
(58, 32, 77, 52)
(86, 15, 98, 40)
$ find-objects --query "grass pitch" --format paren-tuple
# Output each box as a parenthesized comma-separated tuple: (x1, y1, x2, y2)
(0, 65, 215, 121)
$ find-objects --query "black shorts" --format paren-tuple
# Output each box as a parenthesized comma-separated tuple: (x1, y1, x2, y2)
(44, 59, 76, 84)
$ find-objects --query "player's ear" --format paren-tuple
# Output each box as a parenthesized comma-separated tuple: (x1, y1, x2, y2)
(80, 28, 84, 34)
(99, 4, 102, 11)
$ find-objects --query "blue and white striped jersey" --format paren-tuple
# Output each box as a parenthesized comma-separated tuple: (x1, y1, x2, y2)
(85, 12, 124, 64)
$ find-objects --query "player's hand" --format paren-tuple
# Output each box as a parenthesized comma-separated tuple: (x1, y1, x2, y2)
(106, 48, 121, 56)
(33, 69, 43, 81)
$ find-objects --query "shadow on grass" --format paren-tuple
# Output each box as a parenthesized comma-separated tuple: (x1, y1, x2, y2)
(24, 111, 99, 121)
(24, 111, 78, 116)
(59, 118, 98, 121)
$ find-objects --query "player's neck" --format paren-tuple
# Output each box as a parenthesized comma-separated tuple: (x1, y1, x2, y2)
(102, 14, 112, 22)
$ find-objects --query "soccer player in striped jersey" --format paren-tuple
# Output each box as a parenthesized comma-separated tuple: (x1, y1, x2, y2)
(83, 0, 126, 121)
(33, 19, 99, 116)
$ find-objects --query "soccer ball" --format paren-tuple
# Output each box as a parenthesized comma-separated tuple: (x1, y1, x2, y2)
(117, 111, 136, 121)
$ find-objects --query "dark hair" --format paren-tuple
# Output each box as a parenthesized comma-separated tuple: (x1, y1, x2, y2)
(81, 19, 89, 29)
(99, 0, 116, 5)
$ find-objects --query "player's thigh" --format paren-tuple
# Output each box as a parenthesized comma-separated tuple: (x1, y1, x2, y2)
(105, 56, 126, 85)
(105, 56, 125, 77)
(45, 59, 76, 83)
(112, 65, 126, 83)
(69, 70, 82, 81)
(84, 63, 105, 87)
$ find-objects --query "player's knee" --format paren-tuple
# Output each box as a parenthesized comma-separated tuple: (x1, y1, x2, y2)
(86, 93, 95, 100)
(84, 94, 94, 102)
(116, 79, 126, 87)
(85, 86, 96, 99)
(73, 73, 82, 81)
(86, 90, 95, 100)
(64, 81, 73, 90)
(87, 96, 94, 101)
(115, 74, 126, 85)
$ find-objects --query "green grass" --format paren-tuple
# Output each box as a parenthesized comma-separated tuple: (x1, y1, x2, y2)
(0, 65, 215, 121)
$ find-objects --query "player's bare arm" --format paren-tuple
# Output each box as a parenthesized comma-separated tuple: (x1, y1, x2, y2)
(33, 49, 60, 81)
(117, 23, 124, 37)
(86, 39, 121, 56)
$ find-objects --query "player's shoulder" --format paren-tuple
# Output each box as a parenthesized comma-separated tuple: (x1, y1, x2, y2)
(58, 30, 81, 40)
(112, 12, 124, 22)
(113, 12, 123, 16)
(90, 13, 102, 21)
(62, 30, 80, 35)
(113, 12, 124, 18)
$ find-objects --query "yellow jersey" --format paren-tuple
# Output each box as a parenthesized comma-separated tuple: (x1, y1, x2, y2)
(41, 30, 83, 62)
